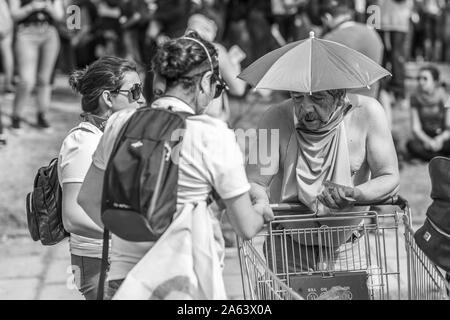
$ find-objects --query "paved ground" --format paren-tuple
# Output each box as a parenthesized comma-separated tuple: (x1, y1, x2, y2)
(0, 235, 244, 300)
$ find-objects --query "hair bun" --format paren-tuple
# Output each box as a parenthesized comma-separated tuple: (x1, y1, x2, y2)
(69, 69, 87, 93)
(155, 41, 192, 79)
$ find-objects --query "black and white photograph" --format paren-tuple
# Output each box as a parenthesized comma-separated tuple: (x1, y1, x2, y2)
(0, 0, 449, 304)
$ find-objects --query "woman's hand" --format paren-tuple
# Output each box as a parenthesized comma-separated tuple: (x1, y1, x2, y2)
(252, 202, 274, 224)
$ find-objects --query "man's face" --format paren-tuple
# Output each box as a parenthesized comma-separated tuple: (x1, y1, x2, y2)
(291, 90, 339, 131)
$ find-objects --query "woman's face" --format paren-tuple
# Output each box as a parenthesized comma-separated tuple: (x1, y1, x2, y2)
(109, 71, 145, 112)
(195, 71, 218, 113)
(418, 70, 437, 94)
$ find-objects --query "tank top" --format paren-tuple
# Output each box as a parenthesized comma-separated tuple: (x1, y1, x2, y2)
(18, 0, 54, 25)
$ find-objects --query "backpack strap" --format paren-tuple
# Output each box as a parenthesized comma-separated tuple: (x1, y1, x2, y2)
(97, 114, 136, 300)
(97, 228, 110, 300)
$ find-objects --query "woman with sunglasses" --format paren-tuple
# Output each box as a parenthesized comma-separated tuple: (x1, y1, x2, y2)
(58, 56, 145, 300)
(78, 31, 273, 299)
(406, 65, 450, 162)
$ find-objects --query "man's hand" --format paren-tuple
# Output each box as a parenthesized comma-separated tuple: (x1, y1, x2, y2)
(317, 181, 360, 210)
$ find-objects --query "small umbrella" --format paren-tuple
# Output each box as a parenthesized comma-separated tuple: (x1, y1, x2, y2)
(238, 31, 391, 93)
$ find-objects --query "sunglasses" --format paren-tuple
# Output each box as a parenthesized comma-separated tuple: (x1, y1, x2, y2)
(113, 83, 143, 101)
(211, 70, 228, 99)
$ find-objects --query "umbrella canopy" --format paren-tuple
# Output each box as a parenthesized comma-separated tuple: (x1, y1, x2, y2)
(238, 31, 391, 93)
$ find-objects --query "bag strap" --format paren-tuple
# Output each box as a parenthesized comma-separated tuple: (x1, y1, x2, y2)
(97, 228, 110, 300)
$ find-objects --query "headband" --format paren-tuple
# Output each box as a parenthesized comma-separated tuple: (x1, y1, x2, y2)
(153, 36, 218, 97)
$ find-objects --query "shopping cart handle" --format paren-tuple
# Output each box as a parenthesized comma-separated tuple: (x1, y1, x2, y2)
(270, 195, 408, 212)
(353, 195, 408, 210)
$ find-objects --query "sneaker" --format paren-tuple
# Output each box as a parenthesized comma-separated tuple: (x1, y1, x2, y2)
(0, 134, 6, 145)
(11, 116, 20, 129)
(37, 113, 50, 129)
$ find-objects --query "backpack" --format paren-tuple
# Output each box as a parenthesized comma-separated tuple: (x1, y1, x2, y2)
(414, 157, 450, 272)
(101, 106, 189, 242)
(26, 158, 68, 245)
(25, 126, 95, 245)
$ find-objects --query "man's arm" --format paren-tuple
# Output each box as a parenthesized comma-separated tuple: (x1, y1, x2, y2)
(356, 97, 400, 202)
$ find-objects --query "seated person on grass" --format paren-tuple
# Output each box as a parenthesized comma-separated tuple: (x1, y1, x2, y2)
(407, 65, 450, 162)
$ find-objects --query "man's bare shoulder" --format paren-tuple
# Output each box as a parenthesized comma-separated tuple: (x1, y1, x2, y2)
(347, 94, 389, 129)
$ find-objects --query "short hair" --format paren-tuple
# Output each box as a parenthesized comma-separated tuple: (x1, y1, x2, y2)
(419, 65, 440, 82)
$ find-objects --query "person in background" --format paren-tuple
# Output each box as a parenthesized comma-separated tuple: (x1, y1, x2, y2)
(376, 0, 414, 104)
(407, 65, 450, 161)
(119, 0, 151, 65)
(271, 0, 306, 44)
(0, 0, 14, 145)
(320, 0, 384, 100)
(59, 56, 144, 300)
(443, 2, 450, 62)
(9, 0, 64, 129)
(142, 0, 193, 103)
(0, 0, 15, 94)
(186, 10, 247, 122)
(95, 0, 124, 58)
(62, 0, 99, 70)
(78, 31, 273, 299)
(417, 0, 446, 62)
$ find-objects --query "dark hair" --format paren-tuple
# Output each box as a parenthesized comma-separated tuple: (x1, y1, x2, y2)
(419, 65, 440, 82)
(69, 56, 137, 114)
(151, 31, 218, 91)
(319, 0, 354, 17)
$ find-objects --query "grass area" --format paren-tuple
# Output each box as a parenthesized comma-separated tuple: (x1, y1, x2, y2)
(0, 72, 434, 235)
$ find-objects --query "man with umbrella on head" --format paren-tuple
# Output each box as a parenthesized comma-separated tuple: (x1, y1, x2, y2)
(243, 32, 400, 273)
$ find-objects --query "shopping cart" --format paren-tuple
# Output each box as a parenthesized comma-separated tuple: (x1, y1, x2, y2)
(403, 212, 450, 300)
(238, 196, 450, 300)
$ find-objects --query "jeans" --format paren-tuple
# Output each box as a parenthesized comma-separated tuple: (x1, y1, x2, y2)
(13, 23, 60, 117)
(104, 279, 124, 300)
(378, 30, 407, 99)
(71, 254, 103, 300)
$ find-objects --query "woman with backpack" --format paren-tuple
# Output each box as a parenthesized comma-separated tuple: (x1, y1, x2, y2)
(58, 56, 145, 300)
(78, 31, 274, 299)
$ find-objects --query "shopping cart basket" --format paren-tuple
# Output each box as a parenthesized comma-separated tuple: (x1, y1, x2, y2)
(403, 212, 450, 300)
(238, 196, 450, 300)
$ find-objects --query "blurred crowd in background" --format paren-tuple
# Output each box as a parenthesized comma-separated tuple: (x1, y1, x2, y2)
(1, 0, 450, 162)
(1, 0, 450, 96)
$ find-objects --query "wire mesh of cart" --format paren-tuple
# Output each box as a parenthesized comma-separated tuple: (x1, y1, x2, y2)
(402, 210, 450, 300)
(238, 196, 449, 300)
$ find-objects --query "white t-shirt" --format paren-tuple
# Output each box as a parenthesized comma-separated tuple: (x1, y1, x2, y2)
(92, 97, 250, 281)
(58, 122, 104, 258)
